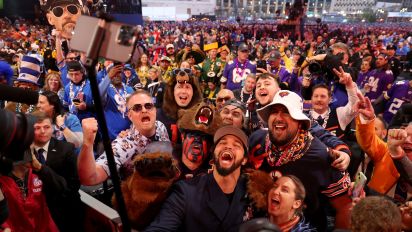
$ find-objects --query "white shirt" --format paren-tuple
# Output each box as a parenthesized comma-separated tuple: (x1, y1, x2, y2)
(33, 140, 51, 161)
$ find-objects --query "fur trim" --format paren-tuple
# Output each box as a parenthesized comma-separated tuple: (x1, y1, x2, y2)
(113, 152, 180, 230)
(177, 101, 223, 135)
(246, 169, 274, 211)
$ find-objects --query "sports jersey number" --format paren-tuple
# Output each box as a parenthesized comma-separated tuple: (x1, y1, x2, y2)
(388, 98, 404, 114)
(367, 76, 379, 92)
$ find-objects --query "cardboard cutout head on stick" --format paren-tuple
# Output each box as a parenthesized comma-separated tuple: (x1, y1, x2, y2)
(40, 0, 83, 39)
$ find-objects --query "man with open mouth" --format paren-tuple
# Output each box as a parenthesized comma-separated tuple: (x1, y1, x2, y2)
(77, 90, 170, 186)
(145, 126, 260, 232)
(249, 90, 353, 230)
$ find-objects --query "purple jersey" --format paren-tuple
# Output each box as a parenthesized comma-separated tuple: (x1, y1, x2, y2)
(271, 66, 291, 84)
(364, 69, 394, 102)
(223, 59, 256, 91)
(383, 80, 412, 123)
(356, 71, 371, 88)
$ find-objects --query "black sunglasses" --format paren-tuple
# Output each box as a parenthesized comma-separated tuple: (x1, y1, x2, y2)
(216, 96, 231, 103)
(52, 4, 79, 17)
(173, 68, 192, 76)
(129, 103, 155, 112)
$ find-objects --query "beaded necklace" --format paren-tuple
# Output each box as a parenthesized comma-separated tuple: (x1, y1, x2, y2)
(110, 83, 128, 118)
(240, 87, 253, 103)
(265, 129, 312, 167)
(69, 80, 86, 100)
(235, 58, 248, 77)
(15, 103, 35, 114)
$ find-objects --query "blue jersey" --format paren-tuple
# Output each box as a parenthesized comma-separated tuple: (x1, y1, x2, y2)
(364, 69, 394, 102)
(105, 85, 134, 140)
(99, 76, 134, 140)
(383, 80, 412, 123)
(63, 79, 94, 121)
(223, 59, 256, 91)
(53, 113, 82, 142)
(58, 64, 69, 87)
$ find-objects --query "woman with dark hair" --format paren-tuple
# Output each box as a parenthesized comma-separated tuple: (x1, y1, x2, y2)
(36, 90, 83, 148)
(268, 175, 316, 232)
(157, 68, 203, 145)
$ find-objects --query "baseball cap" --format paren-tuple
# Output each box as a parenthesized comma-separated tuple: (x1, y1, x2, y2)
(214, 125, 248, 151)
(160, 56, 172, 63)
(386, 45, 397, 50)
(221, 99, 247, 113)
(43, 0, 82, 11)
(268, 51, 281, 61)
(66, 60, 83, 72)
(238, 43, 249, 52)
(257, 90, 310, 130)
(166, 44, 174, 50)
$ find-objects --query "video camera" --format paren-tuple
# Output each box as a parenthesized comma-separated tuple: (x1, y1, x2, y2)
(0, 109, 36, 174)
(308, 48, 345, 81)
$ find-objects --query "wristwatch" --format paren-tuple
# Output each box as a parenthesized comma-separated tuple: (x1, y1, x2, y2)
(59, 124, 67, 131)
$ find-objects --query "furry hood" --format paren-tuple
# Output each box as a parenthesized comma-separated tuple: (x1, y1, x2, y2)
(177, 101, 223, 136)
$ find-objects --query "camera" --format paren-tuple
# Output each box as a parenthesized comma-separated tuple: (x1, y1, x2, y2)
(0, 110, 36, 174)
(70, 15, 138, 63)
(308, 50, 344, 80)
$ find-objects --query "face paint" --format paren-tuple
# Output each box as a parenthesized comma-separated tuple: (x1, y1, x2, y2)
(181, 132, 210, 163)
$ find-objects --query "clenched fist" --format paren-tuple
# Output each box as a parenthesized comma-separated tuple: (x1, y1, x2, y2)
(82, 118, 99, 146)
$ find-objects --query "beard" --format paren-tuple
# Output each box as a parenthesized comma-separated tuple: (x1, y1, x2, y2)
(213, 153, 244, 176)
(268, 127, 297, 147)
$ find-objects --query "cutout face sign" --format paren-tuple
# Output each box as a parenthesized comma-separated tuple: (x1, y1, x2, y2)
(41, 0, 83, 39)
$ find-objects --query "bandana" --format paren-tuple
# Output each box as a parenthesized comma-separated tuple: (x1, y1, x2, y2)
(266, 129, 312, 167)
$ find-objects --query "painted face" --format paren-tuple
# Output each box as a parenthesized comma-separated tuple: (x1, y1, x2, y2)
(220, 105, 244, 129)
(37, 95, 54, 116)
(33, 119, 53, 145)
(311, 87, 330, 114)
(268, 176, 302, 220)
(268, 105, 301, 147)
(255, 78, 280, 106)
(174, 81, 194, 107)
(182, 132, 211, 165)
(127, 94, 157, 137)
(46, 3, 81, 39)
(213, 134, 246, 176)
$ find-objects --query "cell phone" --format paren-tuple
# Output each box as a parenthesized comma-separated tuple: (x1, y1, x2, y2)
(72, 99, 81, 104)
(71, 15, 137, 63)
(352, 172, 367, 198)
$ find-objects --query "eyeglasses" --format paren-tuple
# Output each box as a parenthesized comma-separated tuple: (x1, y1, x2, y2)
(129, 103, 155, 112)
(51, 4, 79, 17)
(173, 68, 192, 76)
(216, 96, 231, 103)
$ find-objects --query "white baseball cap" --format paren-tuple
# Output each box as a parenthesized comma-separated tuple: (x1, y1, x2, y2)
(257, 90, 311, 130)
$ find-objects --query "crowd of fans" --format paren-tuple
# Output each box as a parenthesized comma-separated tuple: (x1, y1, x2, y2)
(0, 3, 412, 231)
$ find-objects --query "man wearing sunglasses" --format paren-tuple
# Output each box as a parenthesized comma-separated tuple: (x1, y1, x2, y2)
(215, 89, 235, 110)
(78, 90, 170, 186)
(44, 0, 82, 40)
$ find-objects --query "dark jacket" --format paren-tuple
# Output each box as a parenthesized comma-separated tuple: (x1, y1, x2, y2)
(34, 138, 84, 232)
(144, 173, 255, 232)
